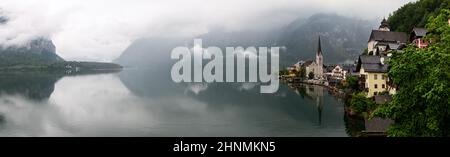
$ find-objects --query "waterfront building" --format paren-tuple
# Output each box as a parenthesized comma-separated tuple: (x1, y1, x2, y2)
(356, 55, 396, 97)
(367, 18, 408, 56)
(410, 27, 429, 48)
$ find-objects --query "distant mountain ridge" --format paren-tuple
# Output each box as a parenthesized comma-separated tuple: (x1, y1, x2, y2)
(115, 13, 377, 67)
(0, 11, 64, 65)
(0, 38, 65, 67)
(277, 13, 376, 65)
(0, 11, 122, 72)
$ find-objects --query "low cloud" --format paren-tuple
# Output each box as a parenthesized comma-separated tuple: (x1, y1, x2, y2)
(0, 0, 416, 61)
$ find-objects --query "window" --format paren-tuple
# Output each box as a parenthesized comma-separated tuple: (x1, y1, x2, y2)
(382, 75, 385, 80)
(382, 84, 385, 89)
(374, 84, 378, 89)
(374, 92, 377, 96)
(374, 74, 378, 80)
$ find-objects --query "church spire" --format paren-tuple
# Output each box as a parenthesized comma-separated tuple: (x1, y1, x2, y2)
(317, 36, 322, 56)
(379, 17, 390, 31)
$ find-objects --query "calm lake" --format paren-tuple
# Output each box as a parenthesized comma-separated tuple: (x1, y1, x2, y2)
(0, 68, 352, 137)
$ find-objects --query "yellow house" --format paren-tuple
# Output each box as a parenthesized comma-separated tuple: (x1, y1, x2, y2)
(356, 55, 396, 97)
(285, 64, 300, 78)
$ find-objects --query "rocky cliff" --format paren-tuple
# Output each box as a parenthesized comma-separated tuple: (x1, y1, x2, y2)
(0, 11, 64, 66)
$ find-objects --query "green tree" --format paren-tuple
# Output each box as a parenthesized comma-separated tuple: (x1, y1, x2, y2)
(344, 75, 359, 91)
(279, 68, 289, 76)
(362, 48, 368, 55)
(387, 0, 450, 32)
(308, 71, 314, 80)
(298, 67, 307, 79)
(349, 92, 375, 114)
(374, 10, 450, 137)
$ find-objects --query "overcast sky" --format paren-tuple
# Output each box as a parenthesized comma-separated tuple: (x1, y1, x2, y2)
(0, 0, 416, 62)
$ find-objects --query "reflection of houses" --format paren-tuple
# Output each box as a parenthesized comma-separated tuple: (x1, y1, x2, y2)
(289, 84, 325, 125)
(304, 85, 324, 125)
(410, 28, 429, 48)
(368, 18, 408, 56)
(356, 55, 396, 97)
(304, 84, 324, 98)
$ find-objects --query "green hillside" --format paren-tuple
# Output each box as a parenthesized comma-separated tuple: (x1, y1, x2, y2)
(388, 0, 450, 32)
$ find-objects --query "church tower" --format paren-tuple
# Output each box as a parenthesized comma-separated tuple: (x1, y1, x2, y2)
(315, 36, 323, 79)
(379, 18, 390, 31)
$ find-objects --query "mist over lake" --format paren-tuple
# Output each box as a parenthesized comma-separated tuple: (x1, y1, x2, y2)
(0, 68, 350, 136)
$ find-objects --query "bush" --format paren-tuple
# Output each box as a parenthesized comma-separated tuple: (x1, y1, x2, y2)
(308, 71, 314, 80)
(279, 69, 289, 76)
(344, 75, 359, 91)
(349, 92, 376, 114)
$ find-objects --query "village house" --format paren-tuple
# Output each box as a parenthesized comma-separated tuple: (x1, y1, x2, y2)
(354, 18, 409, 97)
(324, 64, 348, 85)
(356, 55, 396, 97)
(323, 64, 348, 87)
(286, 64, 299, 78)
(410, 27, 429, 48)
(342, 64, 358, 77)
(367, 18, 408, 56)
(330, 65, 347, 80)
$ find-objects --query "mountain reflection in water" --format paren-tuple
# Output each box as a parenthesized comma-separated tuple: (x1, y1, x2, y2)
(0, 69, 348, 137)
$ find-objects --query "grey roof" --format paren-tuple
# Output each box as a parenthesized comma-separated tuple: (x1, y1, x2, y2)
(303, 60, 314, 66)
(360, 55, 382, 64)
(412, 28, 428, 37)
(356, 55, 389, 73)
(324, 65, 336, 72)
(374, 95, 392, 104)
(365, 118, 394, 133)
(369, 30, 408, 43)
(362, 64, 389, 73)
(341, 64, 354, 72)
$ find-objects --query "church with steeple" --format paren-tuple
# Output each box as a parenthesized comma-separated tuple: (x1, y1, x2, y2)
(304, 36, 324, 80)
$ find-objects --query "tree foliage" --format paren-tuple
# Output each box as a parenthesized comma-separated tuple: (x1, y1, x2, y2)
(387, 0, 450, 33)
(344, 75, 359, 92)
(0, 51, 61, 67)
(279, 68, 289, 76)
(375, 10, 450, 137)
(349, 92, 375, 114)
(298, 66, 306, 79)
(308, 71, 314, 80)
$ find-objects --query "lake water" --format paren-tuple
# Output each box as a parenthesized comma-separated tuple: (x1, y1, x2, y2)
(0, 68, 350, 137)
